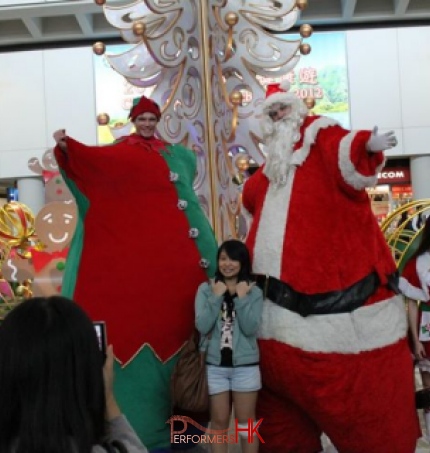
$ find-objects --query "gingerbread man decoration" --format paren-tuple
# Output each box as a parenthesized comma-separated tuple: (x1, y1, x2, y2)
(30, 201, 77, 296)
(28, 148, 74, 203)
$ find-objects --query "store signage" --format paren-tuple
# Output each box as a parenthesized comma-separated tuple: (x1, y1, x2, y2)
(257, 32, 350, 129)
(377, 168, 410, 184)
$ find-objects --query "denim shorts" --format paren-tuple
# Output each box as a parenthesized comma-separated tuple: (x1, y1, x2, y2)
(207, 364, 261, 395)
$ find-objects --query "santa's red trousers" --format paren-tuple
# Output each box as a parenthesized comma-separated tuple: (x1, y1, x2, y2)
(257, 337, 420, 453)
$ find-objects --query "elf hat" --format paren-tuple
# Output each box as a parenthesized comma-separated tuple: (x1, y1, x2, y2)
(129, 95, 161, 121)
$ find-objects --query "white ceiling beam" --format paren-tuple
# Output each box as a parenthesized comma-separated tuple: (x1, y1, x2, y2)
(341, 0, 357, 20)
(394, 0, 411, 16)
(22, 16, 43, 39)
(75, 13, 94, 36)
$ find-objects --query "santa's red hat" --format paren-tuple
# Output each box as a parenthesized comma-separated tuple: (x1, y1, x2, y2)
(262, 80, 308, 120)
(129, 95, 161, 121)
(263, 80, 300, 110)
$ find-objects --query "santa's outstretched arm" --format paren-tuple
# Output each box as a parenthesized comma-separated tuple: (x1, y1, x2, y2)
(329, 125, 397, 194)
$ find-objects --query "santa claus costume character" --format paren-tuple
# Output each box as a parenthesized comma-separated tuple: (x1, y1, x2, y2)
(400, 215, 430, 439)
(53, 95, 218, 452)
(242, 82, 420, 453)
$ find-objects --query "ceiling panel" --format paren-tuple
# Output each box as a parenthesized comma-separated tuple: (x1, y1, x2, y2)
(355, 0, 394, 15)
(0, 0, 428, 49)
(408, 0, 430, 13)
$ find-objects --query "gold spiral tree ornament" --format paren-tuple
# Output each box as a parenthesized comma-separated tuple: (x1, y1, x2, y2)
(0, 202, 37, 318)
(381, 199, 430, 272)
(93, 0, 311, 239)
(0, 202, 36, 258)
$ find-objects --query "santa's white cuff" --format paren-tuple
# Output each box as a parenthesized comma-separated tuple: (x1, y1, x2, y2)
(339, 131, 385, 190)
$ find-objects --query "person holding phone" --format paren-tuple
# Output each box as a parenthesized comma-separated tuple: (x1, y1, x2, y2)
(0, 296, 148, 453)
(94, 321, 107, 356)
(195, 240, 263, 453)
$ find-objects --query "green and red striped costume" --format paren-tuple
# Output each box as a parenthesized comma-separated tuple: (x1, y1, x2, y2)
(55, 134, 217, 450)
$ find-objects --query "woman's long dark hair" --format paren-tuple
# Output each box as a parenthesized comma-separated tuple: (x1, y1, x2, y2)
(412, 216, 430, 259)
(214, 239, 253, 283)
(0, 296, 106, 453)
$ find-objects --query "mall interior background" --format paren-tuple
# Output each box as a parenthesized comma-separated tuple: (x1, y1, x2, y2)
(1, 0, 430, 227)
(1, 1, 430, 450)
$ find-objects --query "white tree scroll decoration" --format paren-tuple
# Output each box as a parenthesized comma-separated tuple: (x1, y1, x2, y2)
(94, 0, 311, 239)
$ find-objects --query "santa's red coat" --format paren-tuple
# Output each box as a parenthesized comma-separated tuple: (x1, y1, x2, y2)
(243, 116, 420, 452)
(244, 116, 395, 294)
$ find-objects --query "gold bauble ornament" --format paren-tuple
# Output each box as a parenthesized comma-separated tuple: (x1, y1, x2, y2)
(17, 280, 33, 298)
(296, 0, 308, 10)
(304, 97, 315, 109)
(94, 0, 106, 5)
(132, 21, 146, 36)
(225, 12, 239, 27)
(97, 113, 110, 126)
(232, 173, 245, 186)
(234, 154, 250, 172)
(15, 285, 26, 297)
(300, 43, 311, 55)
(92, 42, 105, 56)
(300, 24, 313, 38)
(229, 91, 243, 106)
(0, 202, 35, 249)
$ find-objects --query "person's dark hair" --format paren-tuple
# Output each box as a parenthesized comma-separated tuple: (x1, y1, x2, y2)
(412, 216, 430, 259)
(214, 239, 253, 283)
(398, 211, 408, 226)
(0, 296, 106, 453)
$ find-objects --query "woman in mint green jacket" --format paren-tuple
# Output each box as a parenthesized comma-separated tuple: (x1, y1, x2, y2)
(195, 239, 263, 453)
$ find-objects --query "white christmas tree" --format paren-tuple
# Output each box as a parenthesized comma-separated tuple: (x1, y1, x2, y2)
(95, 0, 311, 239)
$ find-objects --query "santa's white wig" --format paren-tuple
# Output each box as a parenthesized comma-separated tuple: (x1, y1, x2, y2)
(261, 81, 308, 187)
(261, 81, 308, 140)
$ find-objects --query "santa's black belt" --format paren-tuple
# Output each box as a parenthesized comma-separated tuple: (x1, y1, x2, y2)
(254, 272, 383, 317)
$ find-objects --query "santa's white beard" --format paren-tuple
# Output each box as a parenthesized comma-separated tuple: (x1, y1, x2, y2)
(263, 120, 300, 187)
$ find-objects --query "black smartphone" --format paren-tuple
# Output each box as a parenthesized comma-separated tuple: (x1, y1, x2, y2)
(93, 321, 107, 357)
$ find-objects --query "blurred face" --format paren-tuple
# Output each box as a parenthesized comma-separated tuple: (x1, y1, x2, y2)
(134, 112, 158, 138)
(268, 103, 292, 122)
(218, 251, 241, 280)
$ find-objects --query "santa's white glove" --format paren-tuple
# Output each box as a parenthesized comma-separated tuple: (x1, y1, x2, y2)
(366, 126, 397, 152)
